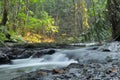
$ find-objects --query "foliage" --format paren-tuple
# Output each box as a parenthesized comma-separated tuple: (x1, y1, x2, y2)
(83, 0, 112, 42)
(0, 26, 7, 41)
(0, 0, 113, 44)
(24, 32, 54, 43)
(0, 32, 6, 41)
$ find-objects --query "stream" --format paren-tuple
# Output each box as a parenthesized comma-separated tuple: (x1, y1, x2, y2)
(0, 52, 77, 80)
(0, 42, 120, 80)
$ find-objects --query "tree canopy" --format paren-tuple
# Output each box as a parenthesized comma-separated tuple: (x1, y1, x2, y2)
(0, 0, 119, 44)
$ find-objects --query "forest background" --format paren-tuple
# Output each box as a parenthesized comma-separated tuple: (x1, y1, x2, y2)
(0, 0, 119, 44)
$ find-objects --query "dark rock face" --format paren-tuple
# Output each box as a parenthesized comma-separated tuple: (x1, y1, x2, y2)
(0, 52, 11, 64)
(102, 49, 111, 52)
(46, 49, 55, 55)
(6, 48, 27, 59)
(0, 47, 56, 65)
(31, 49, 55, 58)
(3, 48, 56, 59)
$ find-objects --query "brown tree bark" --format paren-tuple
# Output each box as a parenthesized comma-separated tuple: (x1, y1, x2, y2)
(107, 0, 120, 41)
(0, 0, 11, 40)
(0, 0, 8, 26)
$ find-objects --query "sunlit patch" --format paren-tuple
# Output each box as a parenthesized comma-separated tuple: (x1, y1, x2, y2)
(24, 32, 54, 43)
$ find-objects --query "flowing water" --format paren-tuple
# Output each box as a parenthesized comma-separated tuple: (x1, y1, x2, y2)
(0, 42, 120, 80)
(0, 53, 77, 80)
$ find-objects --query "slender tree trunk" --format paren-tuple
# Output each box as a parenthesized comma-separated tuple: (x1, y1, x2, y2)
(107, 0, 120, 41)
(91, 0, 101, 44)
(0, 0, 11, 40)
(73, 0, 78, 42)
(24, 0, 29, 34)
(0, 0, 8, 26)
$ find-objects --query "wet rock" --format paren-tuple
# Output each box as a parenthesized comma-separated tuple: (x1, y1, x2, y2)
(17, 50, 34, 59)
(102, 49, 111, 52)
(5, 48, 26, 59)
(46, 49, 55, 55)
(0, 52, 11, 64)
(52, 69, 65, 74)
(66, 63, 84, 69)
(4, 48, 56, 59)
(87, 46, 99, 50)
(32, 49, 55, 58)
(37, 71, 48, 76)
(105, 69, 112, 74)
(86, 75, 93, 80)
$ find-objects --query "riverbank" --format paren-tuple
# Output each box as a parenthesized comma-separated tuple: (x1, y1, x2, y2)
(1, 42, 120, 80)
(0, 42, 99, 65)
(11, 42, 120, 80)
(12, 61, 120, 80)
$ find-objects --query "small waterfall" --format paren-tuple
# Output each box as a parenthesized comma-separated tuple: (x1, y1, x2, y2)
(0, 52, 78, 80)
(0, 52, 77, 70)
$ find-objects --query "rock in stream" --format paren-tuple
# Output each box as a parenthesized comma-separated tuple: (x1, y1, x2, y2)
(0, 47, 56, 65)
(0, 51, 11, 64)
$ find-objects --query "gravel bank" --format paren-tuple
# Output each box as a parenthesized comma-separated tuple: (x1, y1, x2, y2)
(12, 60, 120, 80)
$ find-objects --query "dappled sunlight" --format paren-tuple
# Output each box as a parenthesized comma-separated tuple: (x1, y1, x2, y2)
(24, 32, 54, 43)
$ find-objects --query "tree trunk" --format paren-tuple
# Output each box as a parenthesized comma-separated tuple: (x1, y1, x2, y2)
(0, 0, 11, 40)
(0, 0, 8, 26)
(107, 0, 120, 41)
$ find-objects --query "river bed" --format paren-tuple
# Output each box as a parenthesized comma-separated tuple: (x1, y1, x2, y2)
(0, 55, 77, 80)
(0, 42, 120, 80)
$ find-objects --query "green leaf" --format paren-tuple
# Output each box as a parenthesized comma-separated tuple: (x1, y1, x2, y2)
(30, 0, 38, 3)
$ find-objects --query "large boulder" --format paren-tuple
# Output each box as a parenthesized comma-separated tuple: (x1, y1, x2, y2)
(0, 52, 11, 64)
(16, 49, 56, 59)
(5, 48, 26, 59)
